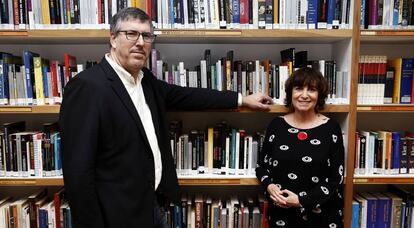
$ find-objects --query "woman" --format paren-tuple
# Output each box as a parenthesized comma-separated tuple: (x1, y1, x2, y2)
(256, 67, 344, 228)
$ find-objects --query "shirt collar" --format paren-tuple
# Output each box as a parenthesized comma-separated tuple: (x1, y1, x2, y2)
(105, 53, 144, 85)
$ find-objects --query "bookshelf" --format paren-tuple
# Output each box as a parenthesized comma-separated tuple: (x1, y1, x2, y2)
(0, 30, 358, 227)
(357, 104, 414, 112)
(354, 2, 414, 227)
(0, 0, 362, 227)
(0, 176, 260, 186)
(361, 30, 414, 44)
(0, 104, 349, 114)
(354, 175, 414, 184)
(0, 176, 355, 187)
(0, 105, 61, 113)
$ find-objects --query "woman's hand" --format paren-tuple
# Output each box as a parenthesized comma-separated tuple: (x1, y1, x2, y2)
(281, 189, 302, 208)
(267, 184, 287, 207)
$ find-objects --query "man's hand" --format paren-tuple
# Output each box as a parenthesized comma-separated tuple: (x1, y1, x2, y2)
(267, 184, 287, 207)
(242, 93, 273, 110)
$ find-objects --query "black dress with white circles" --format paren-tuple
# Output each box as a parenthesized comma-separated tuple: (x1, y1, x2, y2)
(256, 117, 344, 228)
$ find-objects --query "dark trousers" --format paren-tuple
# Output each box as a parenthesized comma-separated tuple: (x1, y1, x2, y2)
(153, 199, 168, 228)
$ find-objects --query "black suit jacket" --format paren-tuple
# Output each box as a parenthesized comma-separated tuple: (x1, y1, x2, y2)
(59, 57, 238, 228)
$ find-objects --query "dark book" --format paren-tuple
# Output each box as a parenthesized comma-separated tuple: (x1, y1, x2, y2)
(2, 121, 25, 174)
(294, 51, 308, 68)
(239, 130, 245, 170)
(407, 137, 414, 174)
(318, 0, 327, 22)
(258, 0, 266, 28)
(28, 189, 47, 228)
(219, 121, 229, 172)
(280, 48, 295, 66)
(248, 0, 253, 25)
(0, 0, 9, 23)
(187, 0, 195, 24)
(218, 0, 227, 27)
(204, 49, 211, 89)
(359, 134, 366, 170)
(400, 137, 409, 174)
(49, 0, 58, 24)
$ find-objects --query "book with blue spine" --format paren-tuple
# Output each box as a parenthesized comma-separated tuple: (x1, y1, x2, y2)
(360, 192, 378, 228)
(327, 0, 335, 27)
(399, 58, 414, 104)
(372, 193, 392, 228)
(352, 200, 360, 228)
(0, 53, 13, 105)
(392, 132, 401, 174)
(232, 0, 240, 26)
(23, 50, 40, 105)
(307, 0, 318, 29)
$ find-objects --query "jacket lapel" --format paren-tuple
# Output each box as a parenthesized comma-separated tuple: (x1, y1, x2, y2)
(99, 57, 151, 150)
(141, 75, 162, 145)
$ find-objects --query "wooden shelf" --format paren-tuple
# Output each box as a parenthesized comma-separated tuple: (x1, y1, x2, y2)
(0, 29, 108, 44)
(0, 105, 60, 114)
(0, 104, 349, 114)
(0, 29, 352, 44)
(0, 176, 260, 186)
(357, 105, 414, 112)
(0, 176, 349, 186)
(0, 177, 64, 186)
(178, 176, 260, 185)
(354, 175, 414, 184)
(239, 104, 349, 113)
(155, 29, 352, 43)
(361, 30, 414, 43)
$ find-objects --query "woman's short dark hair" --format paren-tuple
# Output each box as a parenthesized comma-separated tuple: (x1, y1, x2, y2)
(110, 7, 152, 34)
(284, 67, 329, 112)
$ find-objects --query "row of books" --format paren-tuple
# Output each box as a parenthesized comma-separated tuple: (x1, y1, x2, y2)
(354, 131, 414, 175)
(0, 188, 68, 228)
(358, 56, 414, 105)
(169, 120, 264, 176)
(0, 121, 62, 177)
(0, 0, 144, 30)
(352, 185, 414, 228)
(0, 51, 99, 106)
(0, 188, 272, 228)
(360, 0, 414, 29)
(152, 48, 350, 104)
(148, 0, 352, 30)
(165, 194, 269, 228)
(0, 0, 352, 30)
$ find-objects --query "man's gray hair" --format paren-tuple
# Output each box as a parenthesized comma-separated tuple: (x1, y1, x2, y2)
(110, 7, 152, 33)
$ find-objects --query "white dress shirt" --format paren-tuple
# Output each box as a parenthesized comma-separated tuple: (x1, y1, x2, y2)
(105, 54, 162, 190)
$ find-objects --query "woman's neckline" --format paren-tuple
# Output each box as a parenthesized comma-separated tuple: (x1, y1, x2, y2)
(280, 115, 330, 130)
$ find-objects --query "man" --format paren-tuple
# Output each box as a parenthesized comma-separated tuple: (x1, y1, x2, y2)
(59, 7, 273, 228)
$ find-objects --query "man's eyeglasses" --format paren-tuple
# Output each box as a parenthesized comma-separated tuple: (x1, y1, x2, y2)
(117, 30, 156, 43)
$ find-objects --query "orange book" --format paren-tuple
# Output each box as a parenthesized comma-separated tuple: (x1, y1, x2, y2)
(137, 0, 147, 12)
(273, 0, 278, 25)
(387, 58, 402, 104)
